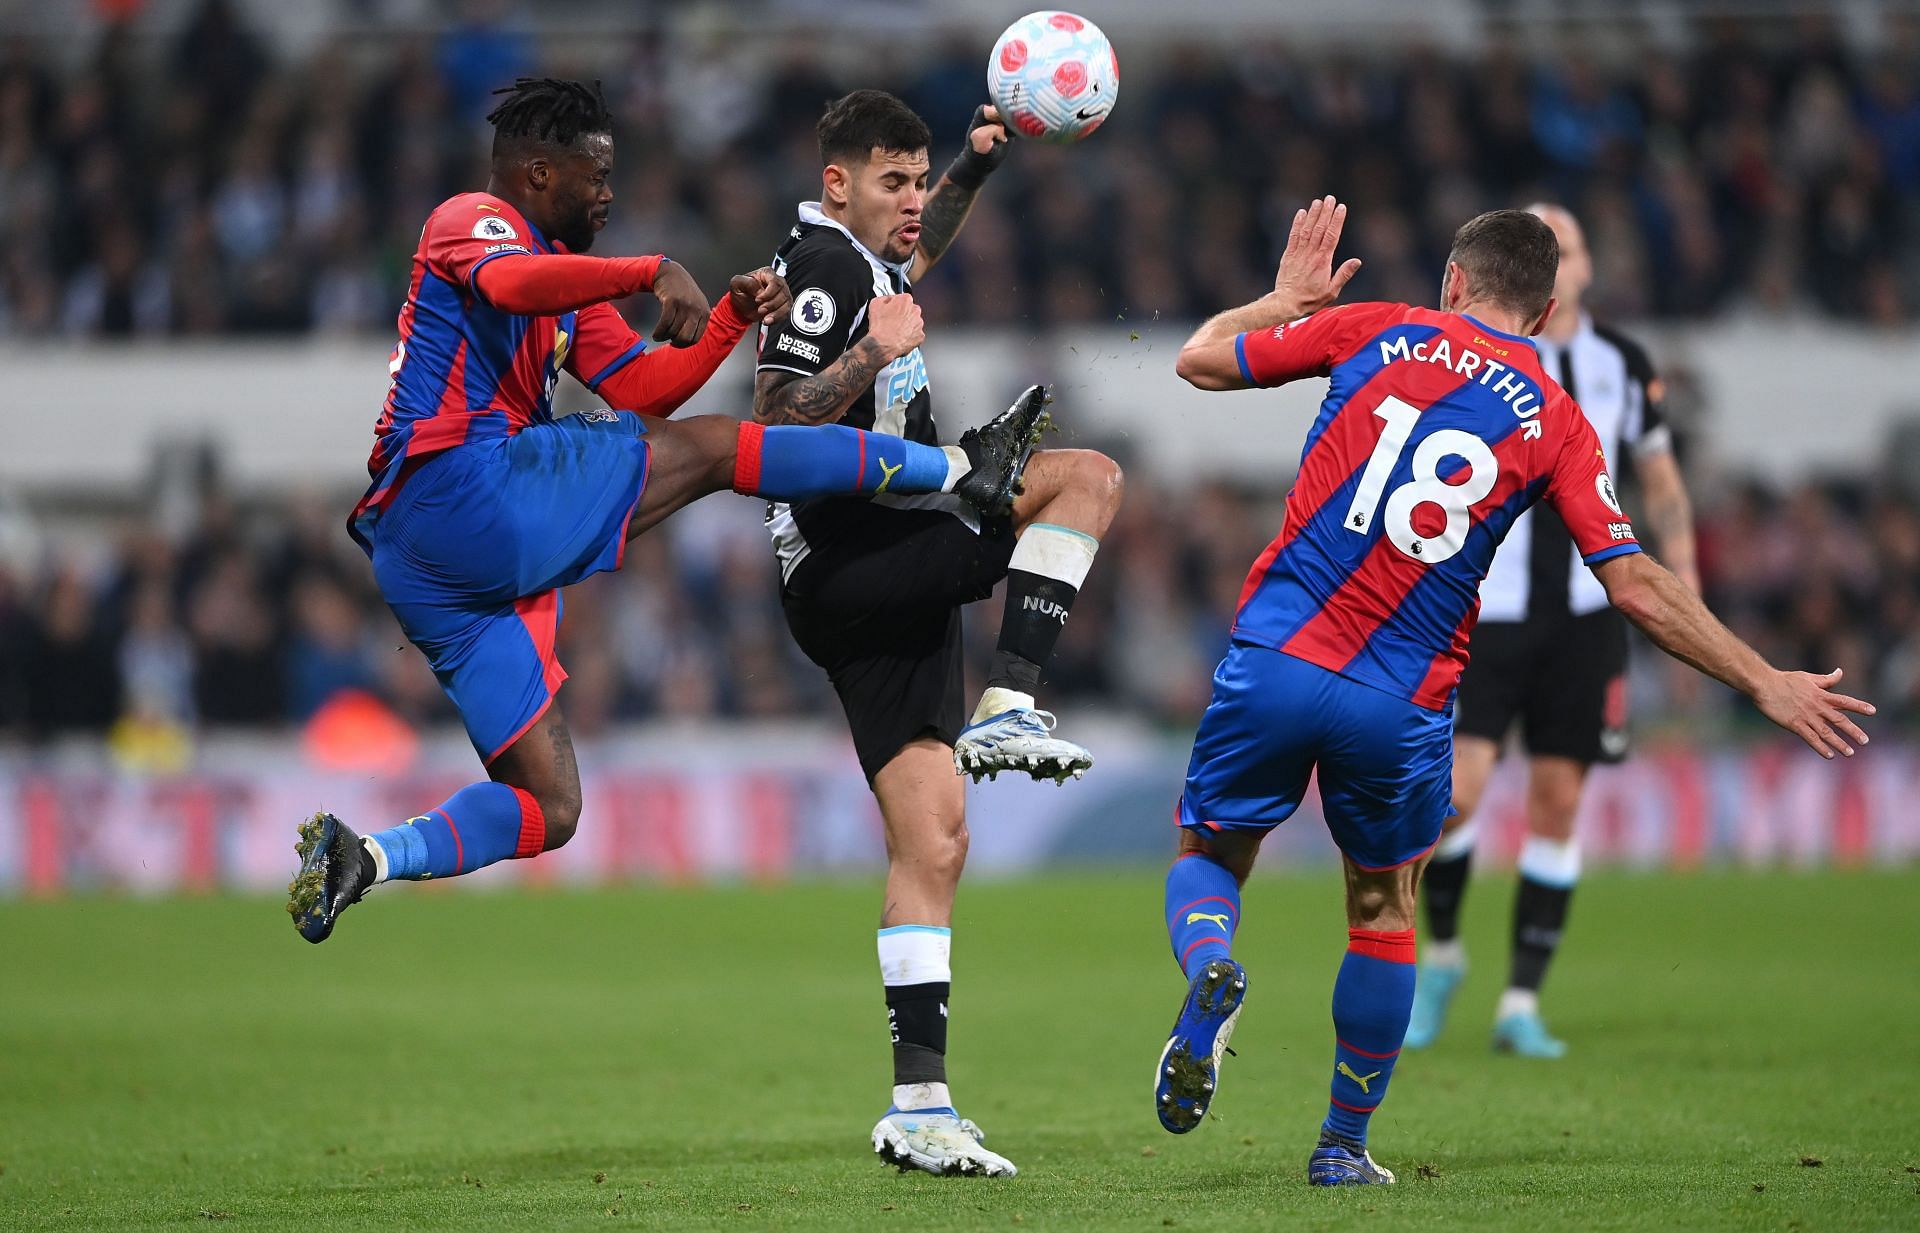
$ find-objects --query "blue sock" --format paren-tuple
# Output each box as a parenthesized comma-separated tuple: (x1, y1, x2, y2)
(366, 782, 544, 881)
(1324, 928, 1417, 1144)
(1164, 852, 1240, 980)
(736, 422, 952, 501)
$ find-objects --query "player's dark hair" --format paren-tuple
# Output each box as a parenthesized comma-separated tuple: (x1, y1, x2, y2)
(486, 77, 613, 155)
(1447, 209, 1559, 321)
(817, 89, 932, 166)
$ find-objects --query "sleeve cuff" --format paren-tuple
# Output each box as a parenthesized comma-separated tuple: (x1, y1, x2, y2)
(1234, 332, 1255, 386)
(585, 338, 648, 388)
(1582, 542, 1643, 567)
(707, 292, 751, 339)
(465, 247, 529, 298)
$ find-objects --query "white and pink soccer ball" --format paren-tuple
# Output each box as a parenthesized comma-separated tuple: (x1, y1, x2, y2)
(987, 11, 1118, 144)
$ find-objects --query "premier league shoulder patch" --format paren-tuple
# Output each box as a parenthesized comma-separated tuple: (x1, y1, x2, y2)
(792, 287, 836, 336)
(472, 214, 519, 242)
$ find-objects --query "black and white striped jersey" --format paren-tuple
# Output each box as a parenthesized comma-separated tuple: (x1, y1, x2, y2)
(756, 202, 959, 581)
(1478, 315, 1672, 622)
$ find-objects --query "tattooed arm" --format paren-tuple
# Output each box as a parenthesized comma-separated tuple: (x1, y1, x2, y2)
(908, 105, 1012, 282)
(753, 293, 926, 426)
(754, 337, 894, 426)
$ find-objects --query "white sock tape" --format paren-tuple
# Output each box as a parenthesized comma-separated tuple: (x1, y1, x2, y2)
(878, 925, 952, 986)
(1009, 523, 1099, 590)
(1517, 835, 1581, 888)
(1434, 819, 1479, 861)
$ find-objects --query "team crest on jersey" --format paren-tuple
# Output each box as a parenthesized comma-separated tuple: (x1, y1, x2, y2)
(1597, 471, 1623, 515)
(792, 287, 836, 335)
(472, 215, 519, 241)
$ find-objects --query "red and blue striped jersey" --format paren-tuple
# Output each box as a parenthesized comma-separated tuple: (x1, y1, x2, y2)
(1230, 301, 1641, 710)
(350, 192, 652, 545)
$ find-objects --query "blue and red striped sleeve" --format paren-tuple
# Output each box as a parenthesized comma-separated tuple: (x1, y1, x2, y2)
(1544, 393, 1642, 566)
(423, 194, 533, 293)
(1235, 302, 1403, 388)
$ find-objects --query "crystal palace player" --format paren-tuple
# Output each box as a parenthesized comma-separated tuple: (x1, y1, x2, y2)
(1406, 204, 1702, 1060)
(1154, 199, 1873, 1185)
(287, 79, 1044, 942)
(754, 91, 1125, 1177)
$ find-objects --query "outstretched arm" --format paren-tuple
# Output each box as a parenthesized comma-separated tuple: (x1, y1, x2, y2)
(1593, 552, 1873, 758)
(1176, 195, 1363, 391)
(580, 270, 792, 417)
(908, 106, 1012, 282)
(475, 254, 714, 346)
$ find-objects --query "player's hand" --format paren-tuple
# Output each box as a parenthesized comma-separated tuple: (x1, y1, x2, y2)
(969, 104, 1011, 159)
(1271, 195, 1363, 320)
(865, 293, 925, 359)
(651, 259, 711, 347)
(729, 268, 791, 324)
(1753, 667, 1875, 759)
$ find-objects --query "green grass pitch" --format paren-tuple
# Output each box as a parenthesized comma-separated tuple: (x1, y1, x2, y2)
(2, 869, 1916, 1231)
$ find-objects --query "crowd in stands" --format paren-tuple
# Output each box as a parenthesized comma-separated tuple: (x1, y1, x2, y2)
(5, 4, 1920, 755)
(3, 3, 1920, 336)
(2, 465, 1917, 753)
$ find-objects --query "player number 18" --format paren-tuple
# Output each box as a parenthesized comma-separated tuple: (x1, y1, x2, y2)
(1342, 396, 1498, 565)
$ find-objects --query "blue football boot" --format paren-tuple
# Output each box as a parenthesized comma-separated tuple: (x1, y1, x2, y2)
(1307, 1130, 1396, 1185)
(1403, 960, 1465, 1050)
(1492, 1008, 1568, 1058)
(1153, 958, 1247, 1133)
(287, 812, 374, 944)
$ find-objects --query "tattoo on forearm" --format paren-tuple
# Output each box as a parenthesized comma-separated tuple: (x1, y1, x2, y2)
(914, 178, 981, 267)
(754, 338, 890, 427)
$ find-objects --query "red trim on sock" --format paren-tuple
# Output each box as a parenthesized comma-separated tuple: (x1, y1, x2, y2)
(1337, 1037, 1402, 1060)
(1329, 1095, 1379, 1114)
(1347, 927, 1417, 964)
(511, 786, 546, 858)
(1169, 896, 1238, 932)
(433, 808, 464, 874)
(1180, 936, 1230, 967)
(733, 421, 765, 494)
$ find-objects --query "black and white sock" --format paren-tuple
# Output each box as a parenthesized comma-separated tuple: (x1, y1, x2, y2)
(1501, 835, 1579, 1018)
(1421, 821, 1478, 968)
(977, 523, 1100, 720)
(880, 925, 953, 1110)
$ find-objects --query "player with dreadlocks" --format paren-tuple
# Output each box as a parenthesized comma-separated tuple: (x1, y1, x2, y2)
(287, 78, 1049, 941)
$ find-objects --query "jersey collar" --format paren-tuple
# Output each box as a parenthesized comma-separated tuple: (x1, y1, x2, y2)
(796, 201, 912, 282)
(1460, 312, 1533, 344)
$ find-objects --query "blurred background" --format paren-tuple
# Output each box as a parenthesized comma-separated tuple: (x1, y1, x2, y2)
(2, 0, 1918, 892)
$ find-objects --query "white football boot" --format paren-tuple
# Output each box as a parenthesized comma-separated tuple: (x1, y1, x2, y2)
(953, 699, 1093, 785)
(872, 1107, 1018, 1177)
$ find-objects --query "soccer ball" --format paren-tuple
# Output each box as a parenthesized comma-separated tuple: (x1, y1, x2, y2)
(987, 11, 1118, 144)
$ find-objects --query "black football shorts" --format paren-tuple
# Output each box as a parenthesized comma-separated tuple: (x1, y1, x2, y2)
(1454, 608, 1631, 765)
(781, 503, 1016, 780)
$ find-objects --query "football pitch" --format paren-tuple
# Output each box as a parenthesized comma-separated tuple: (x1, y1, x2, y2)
(3, 868, 1915, 1232)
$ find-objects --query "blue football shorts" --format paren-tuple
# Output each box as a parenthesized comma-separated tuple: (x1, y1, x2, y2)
(1178, 641, 1454, 871)
(367, 411, 651, 761)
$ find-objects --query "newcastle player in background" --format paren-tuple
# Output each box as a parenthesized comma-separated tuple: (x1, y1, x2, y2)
(754, 91, 1125, 1177)
(1406, 204, 1702, 1059)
